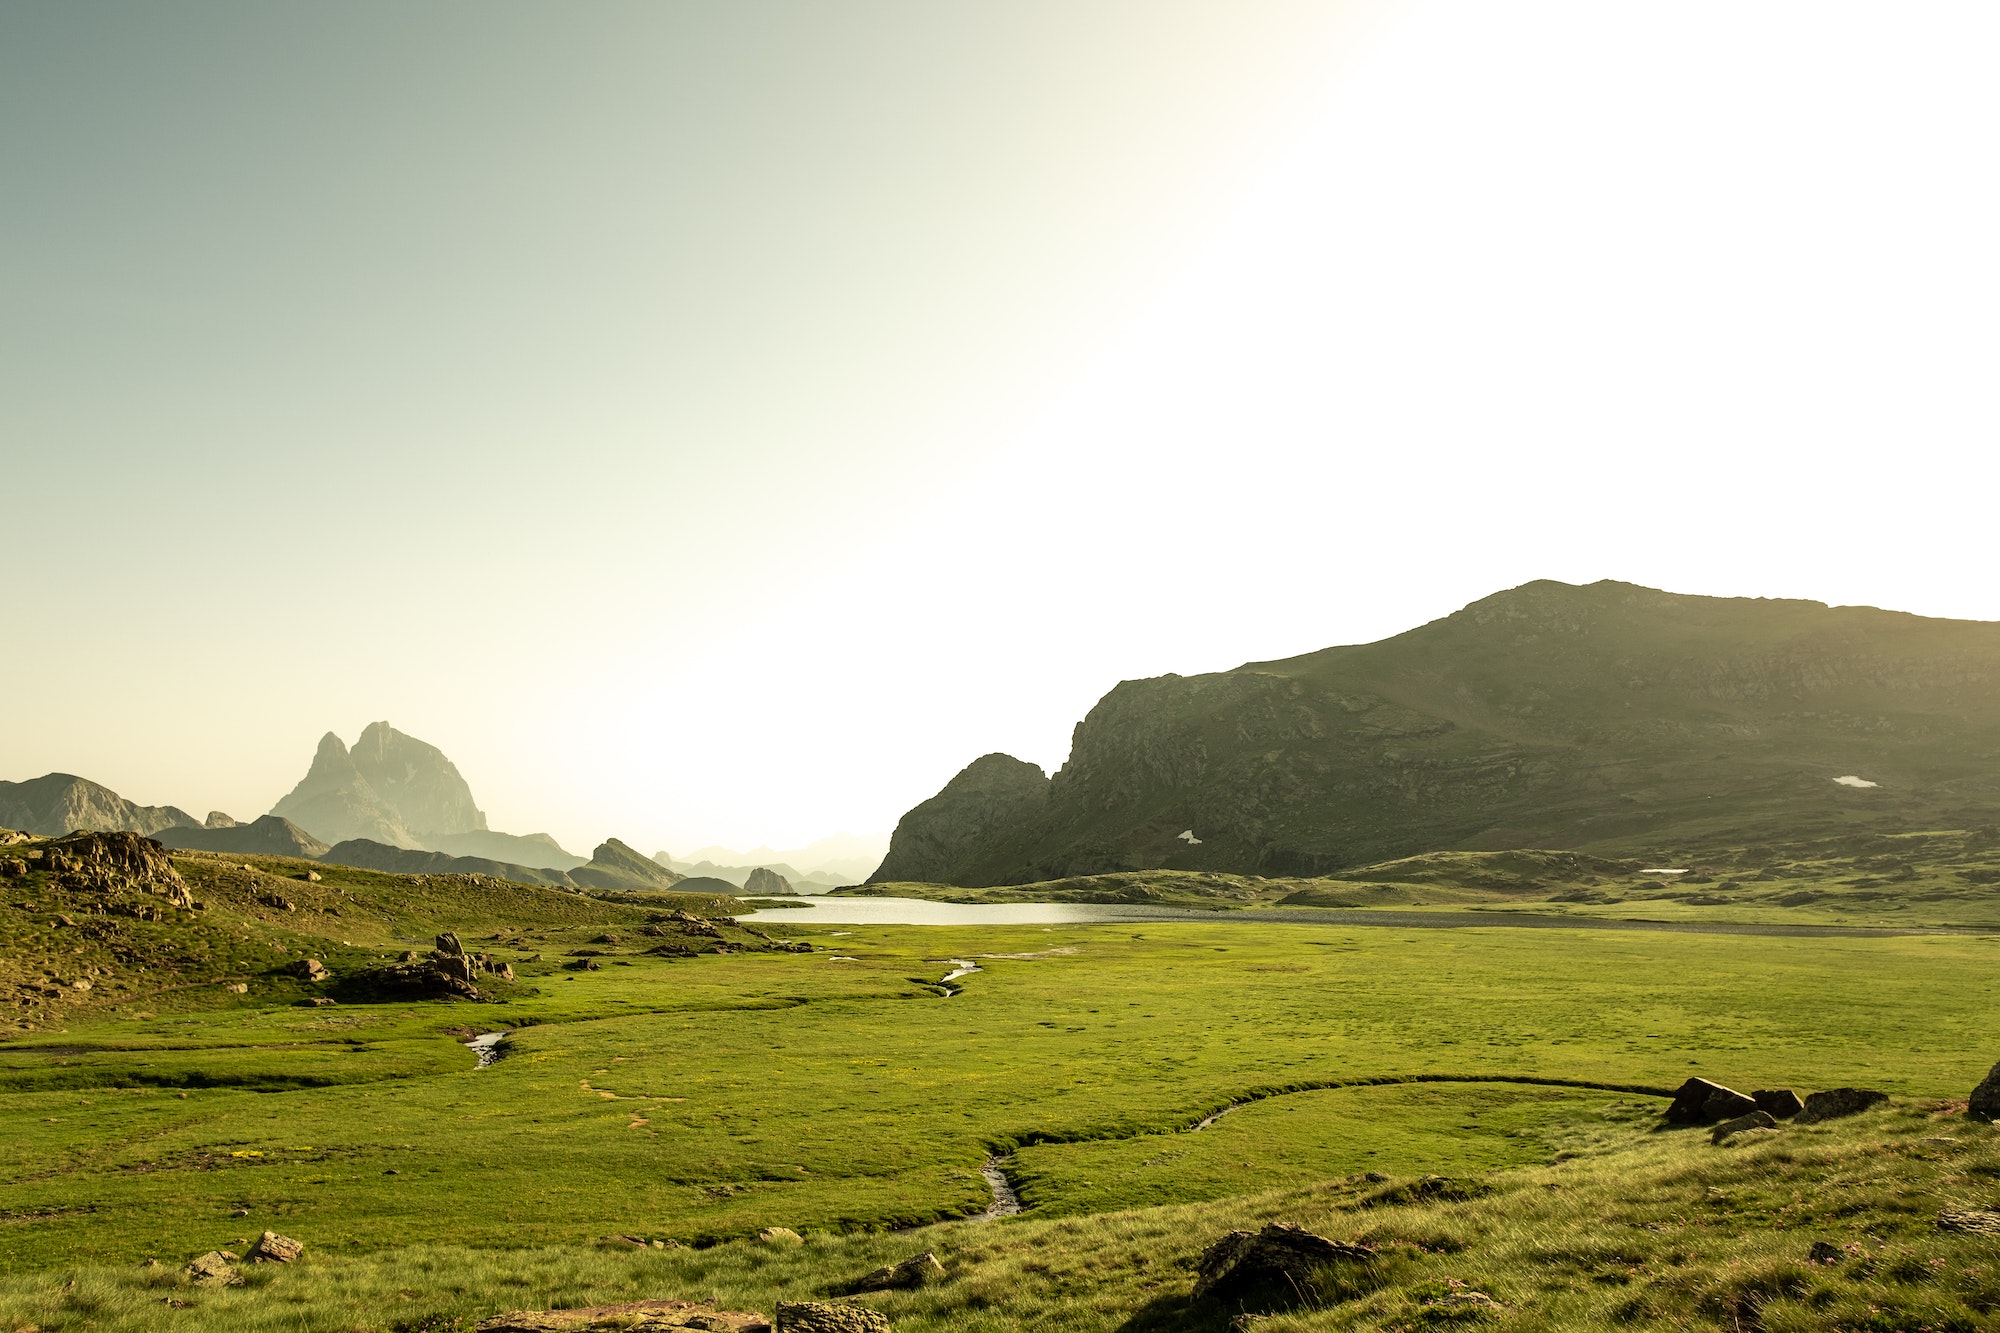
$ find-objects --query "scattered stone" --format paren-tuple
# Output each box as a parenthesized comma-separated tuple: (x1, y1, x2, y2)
(436, 932, 465, 956)
(476, 1299, 771, 1332)
(0, 858, 26, 877)
(284, 958, 331, 983)
(1938, 1210, 2000, 1236)
(774, 1301, 887, 1333)
(1665, 1077, 1754, 1126)
(1192, 1223, 1376, 1299)
(182, 1250, 241, 1286)
(307, 997, 336, 1007)
(1969, 1061, 2000, 1123)
(224, 983, 248, 994)
(1711, 1110, 1778, 1144)
(850, 1251, 945, 1291)
(1808, 1240, 1844, 1264)
(1752, 1089, 1805, 1119)
(304, 870, 322, 882)
(1797, 1088, 1889, 1124)
(258, 893, 296, 912)
(600, 1234, 649, 1249)
(759, 1226, 804, 1245)
(400, 950, 420, 963)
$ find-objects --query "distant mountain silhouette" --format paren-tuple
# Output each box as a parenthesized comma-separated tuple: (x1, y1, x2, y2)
(875, 580, 2000, 884)
(0, 774, 196, 839)
(317, 838, 576, 888)
(268, 722, 579, 869)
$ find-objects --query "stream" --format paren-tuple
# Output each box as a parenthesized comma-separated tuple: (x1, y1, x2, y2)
(464, 1031, 508, 1068)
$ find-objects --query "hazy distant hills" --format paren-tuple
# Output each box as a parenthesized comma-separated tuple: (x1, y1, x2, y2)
(572, 839, 687, 892)
(155, 815, 330, 859)
(874, 580, 2000, 885)
(0, 774, 196, 840)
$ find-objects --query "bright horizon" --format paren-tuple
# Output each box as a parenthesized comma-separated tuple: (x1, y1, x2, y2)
(5, 1, 1997, 857)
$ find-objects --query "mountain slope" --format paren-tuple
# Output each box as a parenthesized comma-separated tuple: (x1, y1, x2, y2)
(868, 754, 1050, 884)
(0, 774, 197, 839)
(271, 732, 416, 846)
(571, 838, 687, 892)
(316, 838, 577, 888)
(890, 580, 2000, 885)
(153, 815, 331, 859)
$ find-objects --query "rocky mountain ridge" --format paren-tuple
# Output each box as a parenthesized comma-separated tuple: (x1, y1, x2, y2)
(873, 580, 2000, 885)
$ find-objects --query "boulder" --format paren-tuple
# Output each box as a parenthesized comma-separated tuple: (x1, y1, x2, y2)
(1752, 1089, 1805, 1119)
(1192, 1223, 1376, 1300)
(225, 982, 248, 994)
(758, 1226, 804, 1245)
(304, 870, 322, 883)
(1797, 1088, 1889, 1124)
(259, 893, 296, 912)
(436, 932, 466, 956)
(434, 954, 479, 985)
(1807, 1240, 1844, 1265)
(475, 1300, 770, 1332)
(1938, 1210, 2000, 1236)
(1711, 1110, 1777, 1143)
(850, 1251, 945, 1292)
(183, 1250, 240, 1286)
(284, 958, 331, 983)
(1665, 1077, 1753, 1126)
(1, 857, 26, 877)
(774, 1302, 888, 1333)
(1968, 1061, 2000, 1122)
(245, 1230, 304, 1262)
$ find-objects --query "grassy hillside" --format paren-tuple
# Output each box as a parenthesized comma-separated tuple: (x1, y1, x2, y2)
(4, 1100, 1994, 1332)
(895, 580, 2000, 885)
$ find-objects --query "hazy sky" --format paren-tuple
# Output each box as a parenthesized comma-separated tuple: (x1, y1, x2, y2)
(4, 2, 1996, 857)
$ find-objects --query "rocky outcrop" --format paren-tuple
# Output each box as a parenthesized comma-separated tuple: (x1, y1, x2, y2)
(272, 731, 417, 846)
(317, 838, 576, 888)
(1797, 1088, 1889, 1123)
(881, 580, 2000, 884)
(41, 831, 196, 909)
(0, 774, 197, 839)
(245, 1231, 304, 1262)
(1192, 1223, 1376, 1300)
(183, 1251, 241, 1286)
(204, 811, 237, 828)
(867, 754, 1049, 885)
(1753, 1089, 1805, 1119)
(572, 838, 688, 893)
(476, 1301, 770, 1332)
(1969, 1061, 2000, 1122)
(773, 1303, 887, 1333)
(154, 815, 331, 860)
(744, 866, 794, 895)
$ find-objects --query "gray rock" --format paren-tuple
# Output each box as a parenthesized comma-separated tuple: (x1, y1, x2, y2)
(1938, 1210, 2000, 1236)
(758, 1226, 804, 1245)
(1796, 1088, 1889, 1123)
(183, 1250, 240, 1286)
(1752, 1089, 1805, 1119)
(284, 958, 330, 983)
(850, 1251, 945, 1291)
(774, 1302, 887, 1333)
(436, 932, 465, 956)
(1711, 1110, 1777, 1143)
(245, 1230, 304, 1262)
(1968, 1061, 2000, 1122)
(1193, 1223, 1375, 1300)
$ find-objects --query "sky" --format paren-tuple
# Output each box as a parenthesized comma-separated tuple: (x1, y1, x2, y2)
(3, 1, 1997, 859)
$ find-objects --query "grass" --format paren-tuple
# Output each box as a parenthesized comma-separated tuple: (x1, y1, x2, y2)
(2, 1101, 1996, 1331)
(5, 840, 2000, 1328)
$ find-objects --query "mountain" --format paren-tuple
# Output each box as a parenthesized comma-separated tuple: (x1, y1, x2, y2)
(654, 855, 853, 890)
(571, 838, 687, 892)
(675, 833, 887, 883)
(153, 815, 331, 859)
(267, 723, 579, 869)
(876, 580, 2000, 886)
(743, 866, 795, 895)
(317, 839, 577, 888)
(868, 754, 1049, 883)
(424, 830, 585, 872)
(0, 774, 197, 839)
(271, 731, 418, 846)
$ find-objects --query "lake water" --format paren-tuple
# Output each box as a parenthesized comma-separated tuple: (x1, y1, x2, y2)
(738, 895, 1952, 937)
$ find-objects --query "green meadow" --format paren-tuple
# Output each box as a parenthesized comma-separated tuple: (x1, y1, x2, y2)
(4, 845, 2000, 1328)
